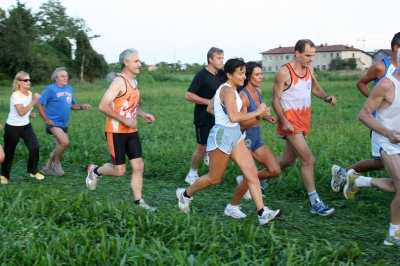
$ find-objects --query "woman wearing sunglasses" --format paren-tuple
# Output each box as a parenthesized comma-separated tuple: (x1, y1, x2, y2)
(1, 71, 43, 184)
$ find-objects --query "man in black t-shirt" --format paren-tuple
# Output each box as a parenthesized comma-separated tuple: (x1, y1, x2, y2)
(184, 47, 224, 184)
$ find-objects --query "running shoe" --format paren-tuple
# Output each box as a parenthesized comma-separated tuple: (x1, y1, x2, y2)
(1, 176, 9, 185)
(310, 198, 335, 216)
(41, 165, 57, 176)
(137, 199, 156, 212)
(51, 161, 65, 176)
(236, 175, 252, 200)
(86, 164, 99, 190)
(176, 188, 192, 213)
(384, 230, 400, 246)
(203, 151, 209, 166)
(260, 179, 269, 197)
(30, 172, 45, 180)
(258, 206, 282, 225)
(343, 169, 360, 200)
(224, 204, 247, 218)
(331, 164, 346, 192)
(185, 174, 199, 185)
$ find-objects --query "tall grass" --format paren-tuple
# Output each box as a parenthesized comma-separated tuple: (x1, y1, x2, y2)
(0, 73, 397, 265)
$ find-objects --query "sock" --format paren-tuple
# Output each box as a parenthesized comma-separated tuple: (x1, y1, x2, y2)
(134, 199, 141, 205)
(94, 167, 102, 176)
(183, 190, 191, 198)
(389, 223, 399, 236)
(258, 207, 265, 216)
(354, 176, 371, 188)
(308, 191, 319, 204)
(188, 168, 198, 177)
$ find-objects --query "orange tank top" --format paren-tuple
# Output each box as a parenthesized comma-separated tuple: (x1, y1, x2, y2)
(105, 76, 140, 133)
(277, 63, 312, 136)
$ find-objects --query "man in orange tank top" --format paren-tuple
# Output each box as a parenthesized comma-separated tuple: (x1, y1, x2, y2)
(272, 39, 337, 216)
(85, 48, 156, 211)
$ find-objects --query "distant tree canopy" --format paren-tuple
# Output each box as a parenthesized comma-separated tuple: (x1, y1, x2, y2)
(0, 0, 107, 83)
(329, 57, 357, 71)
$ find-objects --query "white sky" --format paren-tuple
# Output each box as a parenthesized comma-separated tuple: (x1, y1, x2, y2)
(2, 0, 399, 65)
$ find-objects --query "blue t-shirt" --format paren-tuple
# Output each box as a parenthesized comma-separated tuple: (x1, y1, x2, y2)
(38, 83, 76, 128)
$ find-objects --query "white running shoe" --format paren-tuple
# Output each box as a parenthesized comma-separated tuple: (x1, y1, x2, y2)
(52, 161, 65, 176)
(138, 199, 156, 212)
(203, 152, 209, 166)
(236, 175, 252, 200)
(224, 204, 247, 219)
(258, 206, 282, 225)
(185, 174, 199, 185)
(176, 188, 192, 213)
(86, 164, 99, 190)
(331, 165, 346, 192)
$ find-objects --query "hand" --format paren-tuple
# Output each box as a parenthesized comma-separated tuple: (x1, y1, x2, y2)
(123, 117, 137, 128)
(325, 95, 337, 105)
(256, 103, 269, 117)
(388, 130, 400, 144)
(281, 120, 294, 132)
(266, 115, 277, 124)
(81, 104, 92, 110)
(33, 93, 41, 103)
(0, 124, 3, 131)
(142, 113, 155, 123)
(30, 112, 36, 118)
(45, 119, 54, 127)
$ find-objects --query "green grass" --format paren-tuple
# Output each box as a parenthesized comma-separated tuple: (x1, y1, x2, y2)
(0, 74, 397, 265)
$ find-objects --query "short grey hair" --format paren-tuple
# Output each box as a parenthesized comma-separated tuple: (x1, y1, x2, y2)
(52, 67, 67, 82)
(119, 48, 139, 69)
(207, 47, 223, 64)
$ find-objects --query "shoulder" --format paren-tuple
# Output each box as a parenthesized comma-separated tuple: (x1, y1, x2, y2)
(368, 61, 386, 76)
(274, 65, 290, 81)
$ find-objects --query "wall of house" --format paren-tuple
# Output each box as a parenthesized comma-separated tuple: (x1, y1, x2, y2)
(262, 51, 372, 72)
(373, 51, 390, 64)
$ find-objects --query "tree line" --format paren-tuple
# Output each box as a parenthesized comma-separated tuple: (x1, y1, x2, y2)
(0, 0, 108, 84)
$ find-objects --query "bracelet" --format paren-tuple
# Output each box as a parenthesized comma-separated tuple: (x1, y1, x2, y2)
(323, 96, 329, 102)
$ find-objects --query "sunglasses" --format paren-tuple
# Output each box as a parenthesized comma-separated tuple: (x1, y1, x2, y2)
(19, 79, 31, 82)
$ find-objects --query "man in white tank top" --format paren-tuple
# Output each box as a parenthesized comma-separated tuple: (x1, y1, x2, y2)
(356, 50, 400, 246)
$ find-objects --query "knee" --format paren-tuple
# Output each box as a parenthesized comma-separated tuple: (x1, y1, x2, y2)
(59, 140, 69, 149)
(269, 167, 281, 177)
(114, 167, 126, 177)
(208, 176, 222, 185)
(301, 156, 315, 166)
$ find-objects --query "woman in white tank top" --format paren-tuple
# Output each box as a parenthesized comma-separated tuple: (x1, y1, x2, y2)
(176, 58, 282, 225)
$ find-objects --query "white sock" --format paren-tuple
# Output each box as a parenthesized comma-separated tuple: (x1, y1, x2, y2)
(389, 223, 399, 236)
(354, 176, 372, 187)
(308, 190, 319, 204)
(188, 168, 198, 176)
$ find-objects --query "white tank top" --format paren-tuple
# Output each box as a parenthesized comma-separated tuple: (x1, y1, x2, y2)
(376, 75, 400, 154)
(214, 83, 242, 127)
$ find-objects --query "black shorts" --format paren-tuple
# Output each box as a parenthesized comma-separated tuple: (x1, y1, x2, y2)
(195, 125, 213, 145)
(105, 132, 142, 165)
(46, 126, 68, 135)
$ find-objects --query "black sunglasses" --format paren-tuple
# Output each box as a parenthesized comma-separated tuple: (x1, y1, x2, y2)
(19, 79, 31, 82)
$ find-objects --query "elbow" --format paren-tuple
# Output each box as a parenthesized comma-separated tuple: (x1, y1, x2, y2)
(184, 92, 191, 101)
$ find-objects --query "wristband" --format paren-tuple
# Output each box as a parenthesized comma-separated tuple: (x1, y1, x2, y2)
(80, 104, 83, 110)
(323, 96, 329, 102)
(256, 115, 261, 120)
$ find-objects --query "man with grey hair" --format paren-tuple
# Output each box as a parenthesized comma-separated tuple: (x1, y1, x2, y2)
(85, 48, 156, 211)
(184, 47, 224, 185)
(357, 49, 400, 246)
(37, 67, 91, 176)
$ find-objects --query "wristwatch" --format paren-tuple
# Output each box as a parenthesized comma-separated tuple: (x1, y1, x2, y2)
(256, 115, 261, 120)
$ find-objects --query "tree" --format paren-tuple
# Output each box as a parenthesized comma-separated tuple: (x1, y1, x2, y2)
(329, 57, 345, 70)
(347, 58, 357, 70)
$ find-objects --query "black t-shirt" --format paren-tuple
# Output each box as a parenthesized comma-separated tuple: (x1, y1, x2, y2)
(187, 68, 217, 126)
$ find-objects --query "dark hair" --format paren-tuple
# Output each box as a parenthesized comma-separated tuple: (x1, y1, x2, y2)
(207, 47, 224, 64)
(391, 32, 400, 51)
(215, 58, 246, 87)
(294, 39, 315, 53)
(242, 61, 262, 89)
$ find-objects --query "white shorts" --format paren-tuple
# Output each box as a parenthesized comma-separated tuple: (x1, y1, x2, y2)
(206, 124, 244, 154)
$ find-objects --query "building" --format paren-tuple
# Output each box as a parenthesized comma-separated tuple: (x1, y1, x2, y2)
(372, 49, 392, 64)
(260, 44, 373, 72)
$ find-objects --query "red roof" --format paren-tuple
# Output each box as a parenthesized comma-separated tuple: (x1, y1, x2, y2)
(260, 44, 365, 55)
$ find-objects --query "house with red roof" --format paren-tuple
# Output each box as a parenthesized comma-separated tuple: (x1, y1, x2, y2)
(260, 43, 373, 72)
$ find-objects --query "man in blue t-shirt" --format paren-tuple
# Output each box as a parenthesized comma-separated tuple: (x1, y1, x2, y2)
(37, 67, 92, 176)
(184, 47, 224, 185)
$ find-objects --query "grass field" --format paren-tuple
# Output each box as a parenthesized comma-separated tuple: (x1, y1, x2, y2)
(0, 72, 397, 265)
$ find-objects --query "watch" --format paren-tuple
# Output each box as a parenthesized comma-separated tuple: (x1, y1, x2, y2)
(80, 104, 83, 110)
(256, 115, 261, 120)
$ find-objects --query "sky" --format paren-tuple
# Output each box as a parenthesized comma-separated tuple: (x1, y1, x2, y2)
(2, 0, 400, 65)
